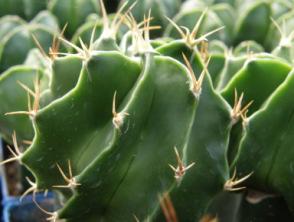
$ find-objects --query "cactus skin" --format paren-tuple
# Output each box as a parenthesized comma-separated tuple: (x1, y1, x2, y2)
(48, 0, 100, 37)
(0, 0, 25, 18)
(266, 11, 294, 64)
(0, 15, 25, 39)
(0, 12, 59, 72)
(40, 55, 83, 107)
(233, 41, 264, 56)
(173, 0, 293, 48)
(0, 66, 48, 143)
(265, 10, 294, 51)
(153, 41, 232, 221)
(156, 63, 232, 222)
(71, 18, 103, 48)
(24, 48, 50, 70)
(0, 26, 53, 72)
(234, 1, 271, 45)
(20, 36, 231, 221)
(71, 14, 127, 49)
(208, 40, 264, 90)
(229, 69, 294, 216)
(0, 0, 47, 20)
(120, 0, 181, 37)
(99, 56, 195, 222)
(165, 7, 232, 44)
(221, 58, 291, 114)
(21, 49, 195, 220)
(31, 11, 60, 33)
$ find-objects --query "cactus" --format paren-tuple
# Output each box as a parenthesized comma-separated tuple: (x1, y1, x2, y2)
(48, 0, 100, 37)
(231, 69, 294, 214)
(119, 0, 181, 37)
(0, 11, 60, 72)
(0, 0, 47, 20)
(169, 0, 294, 48)
(165, 4, 233, 45)
(1, 0, 294, 221)
(0, 65, 48, 143)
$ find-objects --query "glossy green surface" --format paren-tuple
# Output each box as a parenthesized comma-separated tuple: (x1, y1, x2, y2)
(221, 58, 291, 115)
(234, 70, 294, 212)
(48, 0, 100, 37)
(164, 8, 226, 42)
(0, 15, 24, 40)
(0, 0, 24, 18)
(1, 0, 294, 221)
(120, 0, 181, 37)
(0, 0, 47, 19)
(40, 55, 83, 107)
(217, 55, 247, 90)
(0, 25, 55, 72)
(157, 74, 231, 221)
(0, 66, 48, 142)
(234, 1, 271, 45)
(154, 43, 231, 221)
(101, 56, 193, 221)
(156, 40, 203, 74)
(234, 41, 264, 57)
(22, 52, 141, 188)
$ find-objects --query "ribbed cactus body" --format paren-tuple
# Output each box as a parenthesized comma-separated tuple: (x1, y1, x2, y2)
(1, 0, 294, 221)
(0, 0, 47, 20)
(0, 12, 59, 72)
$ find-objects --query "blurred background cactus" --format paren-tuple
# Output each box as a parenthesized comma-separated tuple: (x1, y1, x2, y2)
(0, 0, 294, 222)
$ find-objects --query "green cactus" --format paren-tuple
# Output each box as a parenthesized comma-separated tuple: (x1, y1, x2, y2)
(0, 65, 48, 143)
(1, 0, 294, 221)
(119, 0, 181, 37)
(232, 69, 294, 214)
(0, 0, 47, 20)
(0, 15, 25, 39)
(48, 0, 100, 37)
(234, 1, 271, 45)
(170, 0, 294, 48)
(0, 11, 60, 72)
(0, 11, 247, 221)
(165, 4, 234, 45)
